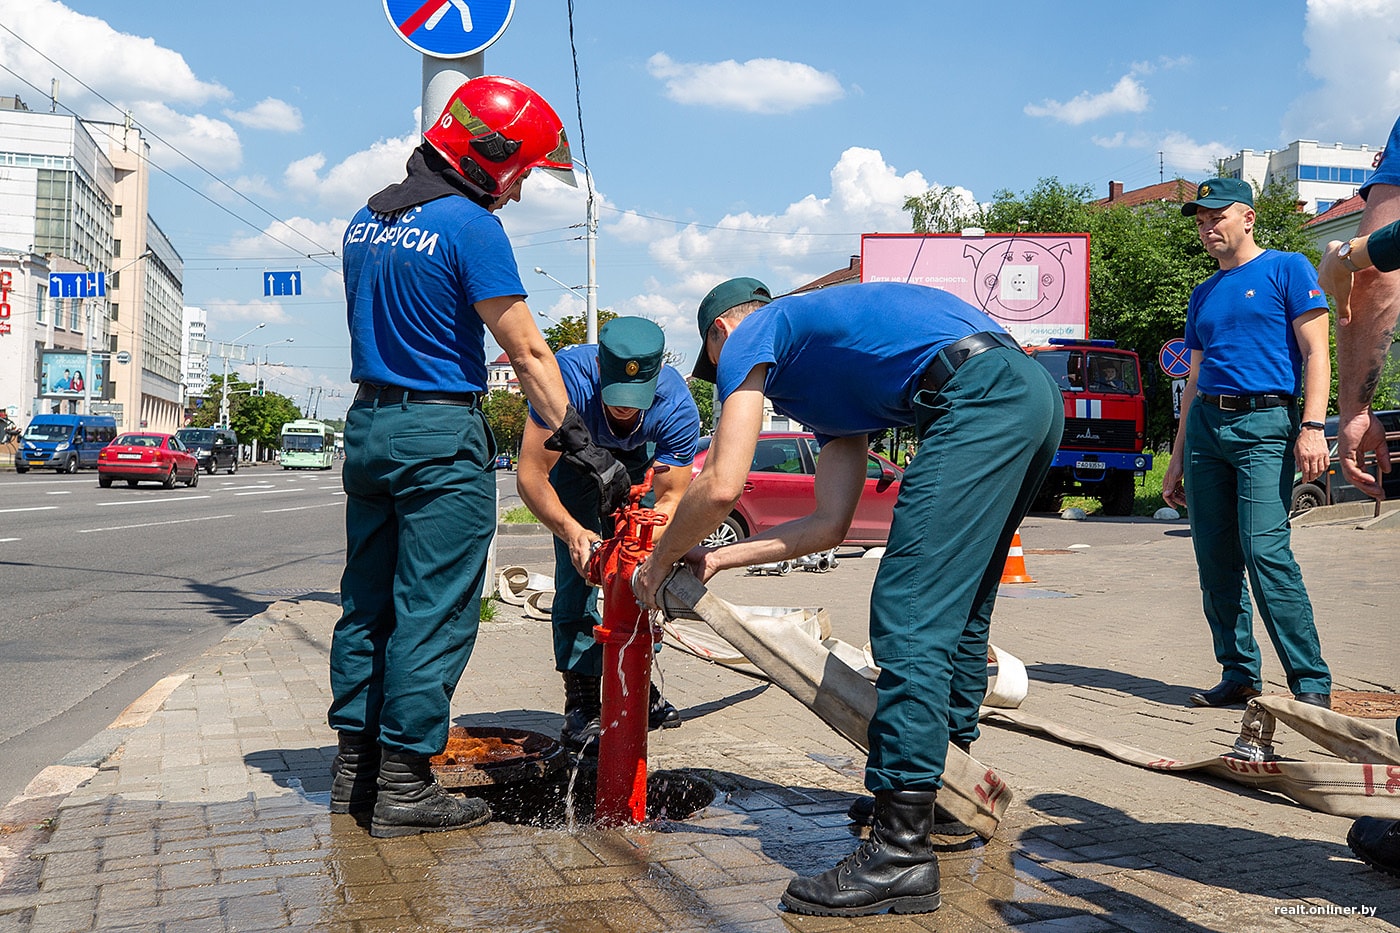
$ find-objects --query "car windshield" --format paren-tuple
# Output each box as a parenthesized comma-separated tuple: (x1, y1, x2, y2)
(116, 434, 162, 447)
(22, 423, 71, 440)
(283, 434, 324, 452)
(177, 430, 215, 445)
(1086, 353, 1139, 394)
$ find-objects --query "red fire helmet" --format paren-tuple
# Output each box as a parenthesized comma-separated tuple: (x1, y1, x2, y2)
(424, 75, 577, 196)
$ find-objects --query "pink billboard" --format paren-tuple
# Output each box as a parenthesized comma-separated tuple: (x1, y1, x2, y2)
(861, 233, 1090, 345)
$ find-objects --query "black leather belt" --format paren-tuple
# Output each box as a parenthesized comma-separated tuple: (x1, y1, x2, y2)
(355, 383, 481, 407)
(1197, 392, 1293, 411)
(917, 330, 1022, 394)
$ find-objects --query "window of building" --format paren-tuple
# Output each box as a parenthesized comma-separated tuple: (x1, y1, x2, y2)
(36, 283, 46, 324)
(1316, 199, 1335, 214)
(1299, 165, 1375, 185)
(109, 303, 119, 322)
(113, 239, 121, 257)
(113, 204, 122, 218)
(70, 299, 81, 331)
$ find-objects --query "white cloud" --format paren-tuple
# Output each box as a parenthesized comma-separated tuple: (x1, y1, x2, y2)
(613, 147, 939, 364)
(222, 217, 349, 264)
(131, 101, 243, 171)
(202, 297, 294, 328)
(647, 52, 843, 114)
(282, 132, 418, 215)
(1285, 0, 1400, 143)
(1024, 75, 1150, 125)
(224, 98, 303, 132)
(1157, 132, 1236, 177)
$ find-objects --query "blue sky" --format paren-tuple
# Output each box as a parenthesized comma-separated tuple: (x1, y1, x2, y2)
(1, 0, 1397, 419)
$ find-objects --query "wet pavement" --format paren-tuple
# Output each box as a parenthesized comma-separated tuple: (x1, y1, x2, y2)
(0, 510, 1397, 931)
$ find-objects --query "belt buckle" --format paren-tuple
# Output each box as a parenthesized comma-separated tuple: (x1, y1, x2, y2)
(1218, 395, 1242, 411)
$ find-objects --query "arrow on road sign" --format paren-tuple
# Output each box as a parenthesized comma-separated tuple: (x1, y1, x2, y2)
(264, 271, 302, 297)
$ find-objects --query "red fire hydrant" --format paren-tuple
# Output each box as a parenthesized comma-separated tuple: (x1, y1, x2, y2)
(586, 469, 667, 826)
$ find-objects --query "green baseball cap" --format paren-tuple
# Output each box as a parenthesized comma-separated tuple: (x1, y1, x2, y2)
(691, 277, 772, 383)
(598, 317, 665, 410)
(1181, 177, 1253, 216)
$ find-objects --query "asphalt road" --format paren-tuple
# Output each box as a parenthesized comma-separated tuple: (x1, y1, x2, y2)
(0, 462, 350, 806)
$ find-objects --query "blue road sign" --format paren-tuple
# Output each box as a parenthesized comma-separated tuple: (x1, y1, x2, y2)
(383, 0, 515, 59)
(48, 271, 105, 298)
(264, 271, 302, 297)
(1159, 338, 1191, 378)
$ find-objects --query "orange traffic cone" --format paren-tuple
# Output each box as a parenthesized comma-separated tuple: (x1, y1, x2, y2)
(1000, 531, 1035, 584)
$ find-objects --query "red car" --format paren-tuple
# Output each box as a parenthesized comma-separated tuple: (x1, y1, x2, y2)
(97, 432, 200, 489)
(690, 432, 903, 547)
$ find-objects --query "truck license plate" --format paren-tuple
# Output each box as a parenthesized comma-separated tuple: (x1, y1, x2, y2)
(1075, 460, 1106, 470)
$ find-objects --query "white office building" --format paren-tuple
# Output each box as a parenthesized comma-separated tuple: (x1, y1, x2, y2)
(0, 95, 183, 430)
(1219, 138, 1382, 214)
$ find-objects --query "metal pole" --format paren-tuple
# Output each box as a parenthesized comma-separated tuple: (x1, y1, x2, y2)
(585, 176, 598, 345)
(84, 299, 93, 415)
(421, 54, 483, 134)
(220, 353, 230, 428)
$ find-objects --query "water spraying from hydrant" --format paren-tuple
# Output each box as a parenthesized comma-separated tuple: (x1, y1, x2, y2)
(586, 469, 667, 826)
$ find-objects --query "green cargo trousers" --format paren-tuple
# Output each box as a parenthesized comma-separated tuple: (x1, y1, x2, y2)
(328, 396, 497, 757)
(865, 347, 1062, 792)
(1182, 401, 1330, 696)
(549, 446, 654, 676)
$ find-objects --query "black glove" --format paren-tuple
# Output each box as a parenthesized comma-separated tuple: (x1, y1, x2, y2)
(544, 405, 631, 519)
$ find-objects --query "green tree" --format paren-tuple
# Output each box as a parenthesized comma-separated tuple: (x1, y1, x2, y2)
(187, 373, 301, 450)
(483, 389, 528, 455)
(541, 308, 619, 352)
(903, 185, 980, 234)
(977, 177, 1096, 235)
(688, 379, 715, 434)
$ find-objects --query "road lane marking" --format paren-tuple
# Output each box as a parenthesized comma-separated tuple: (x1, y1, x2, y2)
(79, 514, 234, 533)
(0, 506, 59, 514)
(0, 537, 19, 543)
(263, 501, 342, 513)
(46, 491, 72, 495)
(97, 495, 212, 507)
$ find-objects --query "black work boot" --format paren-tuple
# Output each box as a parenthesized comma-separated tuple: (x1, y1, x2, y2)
(560, 672, 602, 754)
(845, 796, 969, 834)
(329, 731, 379, 814)
(648, 683, 681, 730)
(1348, 817, 1400, 877)
(370, 750, 491, 838)
(782, 790, 942, 916)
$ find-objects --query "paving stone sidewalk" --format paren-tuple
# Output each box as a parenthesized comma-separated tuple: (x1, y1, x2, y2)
(0, 515, 1396, 931)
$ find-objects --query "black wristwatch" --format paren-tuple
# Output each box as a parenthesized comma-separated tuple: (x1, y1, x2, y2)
(1300, 420, 1326, 431)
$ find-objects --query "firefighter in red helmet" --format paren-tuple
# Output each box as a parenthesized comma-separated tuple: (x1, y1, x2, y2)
(329, 75, 628, 838)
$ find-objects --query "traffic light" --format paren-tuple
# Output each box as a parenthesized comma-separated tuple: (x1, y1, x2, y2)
(256, 379, 265, 397)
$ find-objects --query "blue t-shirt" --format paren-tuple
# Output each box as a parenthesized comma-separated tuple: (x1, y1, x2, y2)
(715, 282, 1007, 441)
(1184, 250, 1326, 396)
(1361, 115, 1400, 201)
(343, 196, 525, 393)
(529, 344, 701, 466)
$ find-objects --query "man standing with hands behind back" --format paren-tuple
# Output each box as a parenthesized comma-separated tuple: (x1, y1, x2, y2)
(1162, 177, 1332, 711)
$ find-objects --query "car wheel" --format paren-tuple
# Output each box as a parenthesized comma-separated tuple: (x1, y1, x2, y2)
(1100, 474, 1136, 516)
(14, 465, 26, 474)
(205, 460, 216, 475)
(63, 455, 78, 475)
(187, 468, 199, 488)
(163, 465, 177, 489)
(1291, 483, 1326, 513)
(126, 479, 138, 488)
(228, 457, 238, 475)
(99, 475, 112, 488)
(702, 515, 745, 548)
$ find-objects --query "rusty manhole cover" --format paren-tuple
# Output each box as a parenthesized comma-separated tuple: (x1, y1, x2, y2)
(1331, 692, 1400, 718)
(431, 726, 565, 788)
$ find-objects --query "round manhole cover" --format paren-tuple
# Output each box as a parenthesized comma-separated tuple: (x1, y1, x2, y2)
(1331, 692, 1400, 718)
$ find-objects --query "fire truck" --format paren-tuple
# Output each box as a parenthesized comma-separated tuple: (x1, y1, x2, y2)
(1025, 338, 1152, 515)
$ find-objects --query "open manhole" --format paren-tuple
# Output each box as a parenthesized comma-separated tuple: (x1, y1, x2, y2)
(1331, 692, 1400, 719)
(431, 726, 566, 789)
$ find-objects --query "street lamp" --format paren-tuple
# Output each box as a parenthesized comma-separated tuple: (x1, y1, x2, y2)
(534, 266, 586, 302)
(255, 338, 293, 396)
(219, 322, 266, 427)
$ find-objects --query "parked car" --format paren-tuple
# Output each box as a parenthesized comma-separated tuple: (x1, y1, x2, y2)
(494, 453, 514, 470)
(1291, 410, 1400, 511)
(97, 433, 200, 489)
(175, 427, 240, 474)
(690, 431, 903, 547)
